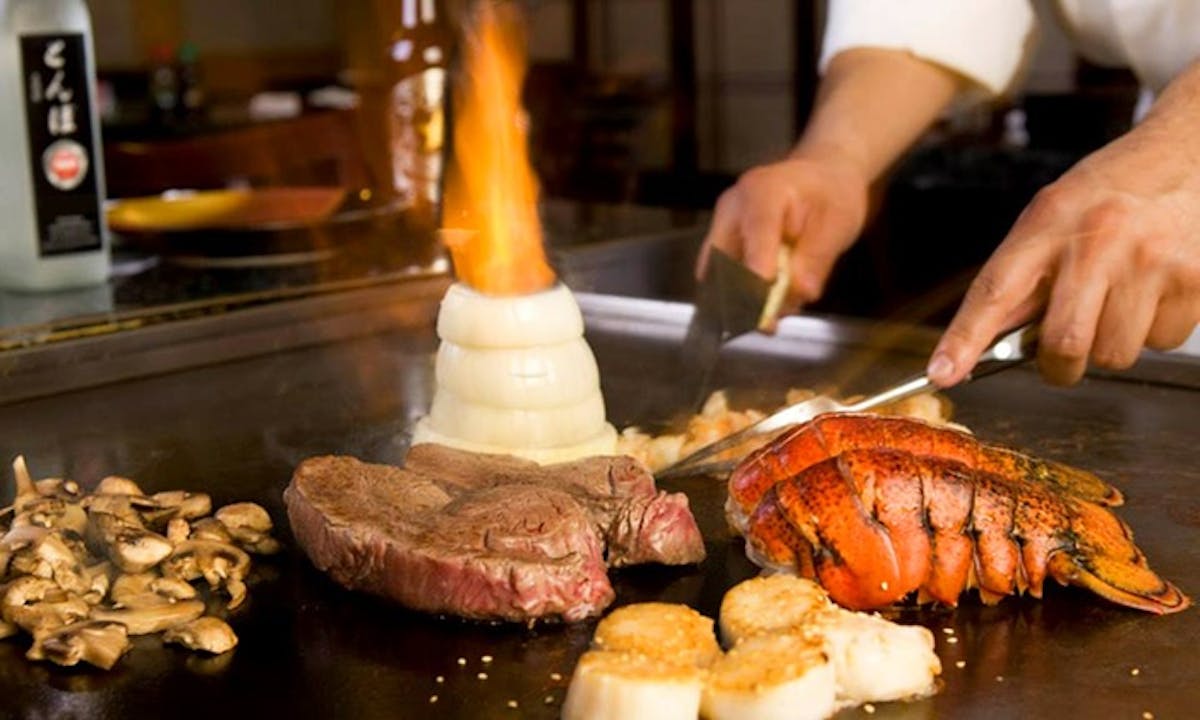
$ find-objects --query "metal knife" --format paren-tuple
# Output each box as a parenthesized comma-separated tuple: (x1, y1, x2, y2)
(678, 247, 789, 412)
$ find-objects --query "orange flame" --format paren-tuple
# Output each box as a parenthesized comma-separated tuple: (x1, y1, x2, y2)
(442, 2, 556, 296)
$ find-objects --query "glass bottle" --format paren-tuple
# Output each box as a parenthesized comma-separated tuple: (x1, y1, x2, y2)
(0, 0, 108, 292)
(387, 0, 453, 229)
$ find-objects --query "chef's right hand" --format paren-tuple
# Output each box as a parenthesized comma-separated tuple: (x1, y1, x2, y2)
(696, 153, 870, 323)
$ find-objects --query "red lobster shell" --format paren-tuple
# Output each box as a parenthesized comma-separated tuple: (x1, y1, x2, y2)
(728, 413, 1189, 614)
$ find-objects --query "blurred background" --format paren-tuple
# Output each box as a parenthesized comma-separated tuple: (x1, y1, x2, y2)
(2, 0, 1146, 342)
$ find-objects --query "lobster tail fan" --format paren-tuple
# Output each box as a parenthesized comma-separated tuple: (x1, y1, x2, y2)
(1046, 552, 1189, 615)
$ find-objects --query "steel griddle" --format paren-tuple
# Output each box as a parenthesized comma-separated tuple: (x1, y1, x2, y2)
(0, 290, 1197, 720)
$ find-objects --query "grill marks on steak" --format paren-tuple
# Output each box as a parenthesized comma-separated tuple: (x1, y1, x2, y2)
(284, 445, 706, 622)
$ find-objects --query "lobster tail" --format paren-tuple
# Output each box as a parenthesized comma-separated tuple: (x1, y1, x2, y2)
(733, 416, 1189, 615)
(726, 414, 1124, 538)
(1046, 502, 1191, 615)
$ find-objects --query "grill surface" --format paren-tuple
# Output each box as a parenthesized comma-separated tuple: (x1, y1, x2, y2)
(0, 291, 1196, 720)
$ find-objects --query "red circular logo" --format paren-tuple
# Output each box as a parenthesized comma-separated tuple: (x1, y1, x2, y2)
(42, 140, 89, 191)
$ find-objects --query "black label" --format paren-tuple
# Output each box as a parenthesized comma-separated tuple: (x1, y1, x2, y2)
(19, 33, 103, 257)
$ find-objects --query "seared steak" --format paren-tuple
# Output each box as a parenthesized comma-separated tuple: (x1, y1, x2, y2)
(284, 445, 705, 622)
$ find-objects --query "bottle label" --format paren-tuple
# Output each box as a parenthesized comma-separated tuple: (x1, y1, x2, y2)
(390, 66, 446, 210)
(19, 33, 103, 257)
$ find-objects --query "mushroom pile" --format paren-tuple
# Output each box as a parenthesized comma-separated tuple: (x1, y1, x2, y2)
(0, 456, 279, 670)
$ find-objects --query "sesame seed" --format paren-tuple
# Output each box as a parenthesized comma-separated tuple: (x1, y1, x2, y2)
(550, 672, 563, 682)
(1131, 668, 1141, 676)
(477, 672, 489, 680)
(482, 655, 494, 664)
(864, 704, 876, 714)
(457, 657, 467, 667)
(436, 676, 444, 684)
(880, 581, 889, 591)
(947, 636, 959, 644)
(1143, 712, 1154, 719)
(955, 661, 966, 669)
(942, 627, 955, 635)
(544, 696, 555, 705)
(996, 675, 1004, 682)
(429, 696, 438, 704)
(507, 700, 518, 709)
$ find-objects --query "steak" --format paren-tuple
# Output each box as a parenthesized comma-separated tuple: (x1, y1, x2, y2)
(283, 445, 706, 623)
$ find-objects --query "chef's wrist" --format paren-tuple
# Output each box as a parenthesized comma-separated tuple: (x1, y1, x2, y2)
(788, 138, 872, 187)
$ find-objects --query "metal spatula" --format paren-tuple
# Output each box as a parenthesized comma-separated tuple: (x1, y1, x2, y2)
(656, 322, 1040, 480)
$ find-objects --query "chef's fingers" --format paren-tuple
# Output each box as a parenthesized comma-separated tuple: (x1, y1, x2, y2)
(1090, 275, 1161, 370)
(1035, 238, 1114, 386)
(1146, 294, 1200, 350)
(697, 189, 744, 280)
(736, 184, 791, 281)
(927, 244, 1050, 387)
(783, 219, 842, 311)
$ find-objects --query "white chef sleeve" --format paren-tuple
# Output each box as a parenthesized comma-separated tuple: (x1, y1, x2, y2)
(820, 0, 1037, 95)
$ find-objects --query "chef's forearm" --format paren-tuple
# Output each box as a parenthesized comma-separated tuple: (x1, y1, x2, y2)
(791, 47, 962, 182)
(1142, 58, 1200, 157)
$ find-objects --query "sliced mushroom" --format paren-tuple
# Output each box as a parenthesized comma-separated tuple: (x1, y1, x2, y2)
(11, 498, 88, 535)
(214, 503, 271, 539)
(2, 577, 90, 637)
(81, 561, 112, 605)
(163, 617, 238, 654)
(27, 620, 130, 670)
(10, 456, 39, 513)
(162, 540, 251, 610)
(33, 478, 82, 502)
(86, 511, 173, 573)
(1, 525, 46, 579)
(166, 517, 190, 545)
(214, 503, 281, 555)
(83, 494, 147, 527)
(8, 532, 90, 595)
(91, 599, 206, 635)
(1, 523, 48, 553)
(189, 517, 232, 544)
(148, 491, 212, 524)
(94, 476, 144, 497)
(110, 572, 197, 608)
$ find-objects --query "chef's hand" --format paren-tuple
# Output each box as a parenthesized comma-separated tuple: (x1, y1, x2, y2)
(696, 48, 961, 326)
(928, 63, 1200, 387)
(696, 153, 870, 319)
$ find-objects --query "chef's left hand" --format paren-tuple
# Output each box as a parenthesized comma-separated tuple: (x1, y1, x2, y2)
(927, 64, 1200, 387)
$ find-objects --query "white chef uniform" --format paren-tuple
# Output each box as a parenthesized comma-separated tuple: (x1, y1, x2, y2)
(820, 0, 1200, 355)
(820, 0, 1200, 96)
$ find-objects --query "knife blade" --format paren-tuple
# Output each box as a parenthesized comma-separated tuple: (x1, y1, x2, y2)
(678, 247, 789, 412)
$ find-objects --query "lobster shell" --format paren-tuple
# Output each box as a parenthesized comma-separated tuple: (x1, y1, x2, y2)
(730, 414, 1189, 615)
